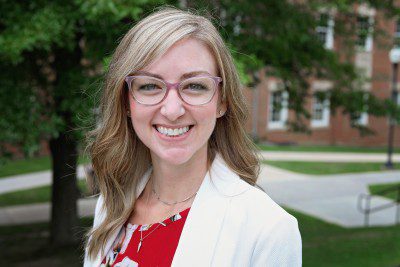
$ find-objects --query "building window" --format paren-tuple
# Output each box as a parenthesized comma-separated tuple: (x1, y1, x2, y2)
(352, 111, 368, 126)
(233, 15, 242, 35)
(397, 91, 400, 105)
(311, 93, 330, 128)
(268, 90, 288, 130)
(351, 93, 369, 126)
(356, 16, 373, 51)
(316, 13, 334, 49)
(395, 19, 400, 46)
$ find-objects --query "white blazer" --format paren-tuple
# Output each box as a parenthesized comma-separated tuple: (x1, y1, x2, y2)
(84, 154, 302, 266)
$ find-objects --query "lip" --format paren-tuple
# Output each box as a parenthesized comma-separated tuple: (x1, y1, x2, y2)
(154, 124, 193, 129)
(153, 125, 193, 141)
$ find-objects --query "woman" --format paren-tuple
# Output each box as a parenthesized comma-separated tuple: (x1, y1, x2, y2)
(84, 7, 301, 267)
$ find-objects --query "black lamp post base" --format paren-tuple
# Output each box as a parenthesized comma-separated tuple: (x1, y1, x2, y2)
(384, 162, 394, 169)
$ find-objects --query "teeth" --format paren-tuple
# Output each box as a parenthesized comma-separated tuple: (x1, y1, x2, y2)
(156, 126, 190, 137)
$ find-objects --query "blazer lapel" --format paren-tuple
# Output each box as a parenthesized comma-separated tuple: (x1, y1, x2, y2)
(172, 155, 248, 266)
(90, 169, 152, 267)
(171, 171, 230, 266)
(89, 156, 249, 267)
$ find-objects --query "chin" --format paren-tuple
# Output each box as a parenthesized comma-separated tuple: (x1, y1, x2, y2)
(155, 148, 195, 166)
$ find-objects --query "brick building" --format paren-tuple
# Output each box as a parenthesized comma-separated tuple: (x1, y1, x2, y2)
(245, 4, 400, 147)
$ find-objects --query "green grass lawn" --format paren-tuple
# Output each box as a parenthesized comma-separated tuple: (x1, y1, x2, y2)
(0, 155, 90, 179)
(258, 144, 400, 153)
(291, 209, 400, 267)
(369, 182, 400, 201)
(2, 145, 399, 179)
(0, 210, 398, 266)
(0, 180, 89, 207)
(263, 161, 400, 175)
(2, 161, 399, 207)
(0, 217, 92, 266)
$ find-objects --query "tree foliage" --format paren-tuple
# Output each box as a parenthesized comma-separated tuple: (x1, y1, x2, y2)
(191, 0, 400, 134)
(1, 0, 400, 246)
(0, 0, 169, 245)
(0, 0, 169, 155)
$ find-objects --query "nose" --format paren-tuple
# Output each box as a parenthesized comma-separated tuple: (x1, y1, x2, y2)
(160, 87, 185, 121)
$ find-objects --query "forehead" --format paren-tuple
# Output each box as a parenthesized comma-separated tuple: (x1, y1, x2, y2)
(142, 38, 218, 79)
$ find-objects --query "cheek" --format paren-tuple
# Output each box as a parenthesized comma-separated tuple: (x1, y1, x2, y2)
(128, 99, 151, 132)
(194, 103, 218, 127)
(128, 95, 136, 112)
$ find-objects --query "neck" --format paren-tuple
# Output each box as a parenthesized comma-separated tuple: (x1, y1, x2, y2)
(150, 148, 209, 203)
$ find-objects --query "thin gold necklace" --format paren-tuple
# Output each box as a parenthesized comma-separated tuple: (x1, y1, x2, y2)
(137, 177, 176, 253)
(137, 175, 198, 252)
(137, 181, 154, 253)
(152, 181, 198, 206)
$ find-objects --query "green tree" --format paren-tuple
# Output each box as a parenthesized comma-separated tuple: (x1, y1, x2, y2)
(190, 0, 400, 134)
(2, 0, 400, 248)
(0, 0, 167, 246)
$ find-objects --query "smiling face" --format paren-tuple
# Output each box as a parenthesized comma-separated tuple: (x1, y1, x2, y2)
(128, 38, 225, 166)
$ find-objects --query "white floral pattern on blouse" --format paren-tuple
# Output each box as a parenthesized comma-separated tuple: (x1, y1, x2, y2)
(101, 210, 185, 266)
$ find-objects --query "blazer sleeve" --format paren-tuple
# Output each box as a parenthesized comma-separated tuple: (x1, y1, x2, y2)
(251, 215, 302, 266)
(83, 195, 105, 267)
(92, 195, 106, 228)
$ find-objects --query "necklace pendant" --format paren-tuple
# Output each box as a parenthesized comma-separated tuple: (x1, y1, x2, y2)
(137, 240, 142, 253)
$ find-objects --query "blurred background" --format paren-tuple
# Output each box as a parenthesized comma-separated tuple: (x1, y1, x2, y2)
(0, 0, 399, 266)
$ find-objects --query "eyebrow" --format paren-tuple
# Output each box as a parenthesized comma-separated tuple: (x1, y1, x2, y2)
(133, 70, 212, 80)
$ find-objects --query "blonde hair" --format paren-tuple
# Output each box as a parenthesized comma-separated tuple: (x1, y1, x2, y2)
(85, 7, 260, 260)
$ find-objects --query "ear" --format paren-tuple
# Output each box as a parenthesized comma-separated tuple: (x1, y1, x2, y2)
(217, 101, 227, 118)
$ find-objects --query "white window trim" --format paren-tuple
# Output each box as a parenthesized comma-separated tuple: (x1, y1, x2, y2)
(356, 16, 374, 52)
(268, 90, 289, 130)
(316, 14, 335, 50)
(311, 95, 330, 128)
(355, 93, 369, 126)
(356, 112, 368, 126)
(397, 91, 400, 105)
(365, 16, 374, 51)
(395, 19, 400, 41)
(325, 16, 335, 49)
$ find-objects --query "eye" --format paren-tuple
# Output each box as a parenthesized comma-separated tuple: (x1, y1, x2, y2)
(186, 83, 208, 91)
(138, 84, 160, 91)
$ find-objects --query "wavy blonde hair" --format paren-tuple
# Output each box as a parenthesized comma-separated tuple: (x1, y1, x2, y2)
(85, 7, 260, 260)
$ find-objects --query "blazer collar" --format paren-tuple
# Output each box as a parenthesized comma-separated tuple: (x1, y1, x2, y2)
(135, 154, 249, 197)
(92, 154, 249, 266)
(90, 168, 153, 267)
(172, 154, 250, 265)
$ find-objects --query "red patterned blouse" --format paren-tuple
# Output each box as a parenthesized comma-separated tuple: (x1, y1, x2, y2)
(101, 208, 190, 267)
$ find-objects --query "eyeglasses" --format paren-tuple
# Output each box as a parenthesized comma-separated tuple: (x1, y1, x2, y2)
(125, 75, 222, 106)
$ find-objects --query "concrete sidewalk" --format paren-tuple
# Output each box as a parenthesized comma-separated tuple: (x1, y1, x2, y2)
(260, 151, 400, 162)
(258, 167, 400, 227)
(1, 165, 399, 227)
(1, 151, 398, 195)
(0, 165, 87, 195)
(0, 152, 399, 227)
(0, 197, 98, 225)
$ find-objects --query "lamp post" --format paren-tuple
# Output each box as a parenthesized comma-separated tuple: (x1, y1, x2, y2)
(386, 47, 400, 168)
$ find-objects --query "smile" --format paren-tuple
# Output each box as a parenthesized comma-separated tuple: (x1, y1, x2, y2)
(155, 125, 192, 137)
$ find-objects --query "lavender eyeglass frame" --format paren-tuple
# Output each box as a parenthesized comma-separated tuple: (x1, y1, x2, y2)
(125, 75, 223, 106)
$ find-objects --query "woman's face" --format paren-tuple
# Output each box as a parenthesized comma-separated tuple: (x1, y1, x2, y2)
(128, 38, 225, 166)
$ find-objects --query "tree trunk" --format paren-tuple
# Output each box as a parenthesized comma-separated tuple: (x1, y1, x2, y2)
(49, 132, 79, 246)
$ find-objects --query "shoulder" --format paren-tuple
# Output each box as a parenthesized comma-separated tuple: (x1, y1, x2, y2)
(226, 181, 302, 266)
(231, 181, 302, 266)
(93, 194, 106, 228)
(232, 180, 297, 230)
(210, 154, 298, 230)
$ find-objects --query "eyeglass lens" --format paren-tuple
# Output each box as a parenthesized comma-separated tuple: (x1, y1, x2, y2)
(129, 76, 217, 105)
